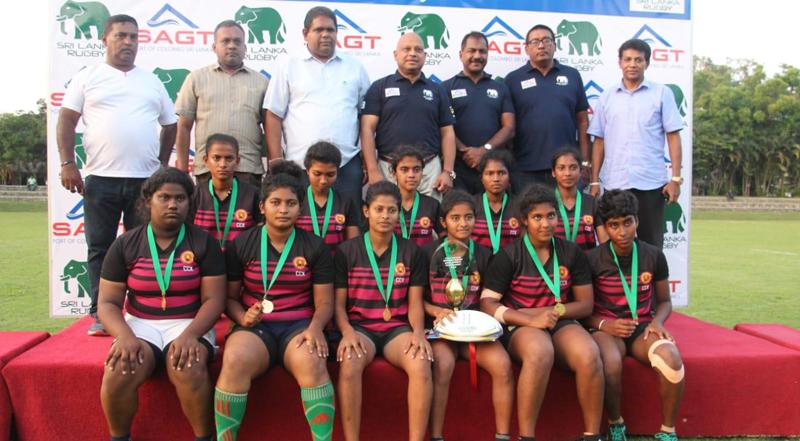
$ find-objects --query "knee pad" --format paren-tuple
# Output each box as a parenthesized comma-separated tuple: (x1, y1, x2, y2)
(647, 339, 684, 384)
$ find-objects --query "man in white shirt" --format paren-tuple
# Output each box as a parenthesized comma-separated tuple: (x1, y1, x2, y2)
(57, 14, 177, 336)
(263, 6, 370, 196)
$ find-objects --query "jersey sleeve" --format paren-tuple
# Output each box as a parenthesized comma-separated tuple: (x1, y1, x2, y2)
(199, 233, 226, 277)
(587, 91, 608, 138)
(225, 239, 245, 282)
(437, 83, 456, 126)
(311, 241, 335, 285)
(574, 72, 590, 112)
(100, 236, 129, 283)
(482, 248, 514, 293)
(361, 80, 383, 116)
(334, 245, 350, 288)
(654, 249, 670, 281)
(500, 81, 515, 114)
(174, 71, 197, 117)
(263, 60, 290, 117)
(570, 246, 592, 286)
(409, 244, 429, 287)
(61, 70, 86, 113)
(345, 196, 362, 227)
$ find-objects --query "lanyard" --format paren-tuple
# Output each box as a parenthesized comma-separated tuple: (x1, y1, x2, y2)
(399, 192, 420, 239)
(364, 232, 398, 320)
(443, 238, 474, 295)
(609, 241, 639, 320)
(209, 179, 238, 248)
(483, 192, 507, 253)
(555, 188, 581, 242)
(307, 186, 333, 239)
(260, 225, 296, 301)
(146, 224, 186, 311)
(522, 235, 561, 303)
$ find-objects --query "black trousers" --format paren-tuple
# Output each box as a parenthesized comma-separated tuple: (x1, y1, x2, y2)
(630, 188, 665, 249)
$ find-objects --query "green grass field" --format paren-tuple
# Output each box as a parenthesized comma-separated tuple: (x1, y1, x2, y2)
(0, 201, 798, 441)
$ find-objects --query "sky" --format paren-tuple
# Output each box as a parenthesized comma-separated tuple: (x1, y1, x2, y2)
(1, 0, 799, 113)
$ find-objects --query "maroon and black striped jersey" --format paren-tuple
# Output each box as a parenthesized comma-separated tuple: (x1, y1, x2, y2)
(297, 188, 361, 250)
(334, 235, 428, 332)
(483, 236, 591, 309)
(471, 193, 521, 252)
(226, 227, 334, 322)
(422, 238, 492, 311)
(393, 192, 443, 247)
(191, 178, 261, 251)
(554, 192, 602, 250)
(587, 239, 668, 323)
(101, 224, 225, 320)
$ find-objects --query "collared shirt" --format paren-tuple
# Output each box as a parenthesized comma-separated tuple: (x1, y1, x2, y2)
(442, 71, 514, 148)
(263, 50, 370, 166)
(61, 64, 177, 178)
(175, 64, 269, 175)
(505, 60, 589, 171)
(362, 71, 456, 157)
(588, 79, 684, 191)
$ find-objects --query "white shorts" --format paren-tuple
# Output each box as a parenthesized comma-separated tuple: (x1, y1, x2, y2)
(125, 313, 216, 352)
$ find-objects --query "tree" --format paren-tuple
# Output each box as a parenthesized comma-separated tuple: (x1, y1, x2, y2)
(0, 99, 47, 185)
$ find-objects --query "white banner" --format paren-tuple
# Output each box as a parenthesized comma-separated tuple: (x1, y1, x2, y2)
(47, 0, 692, 316)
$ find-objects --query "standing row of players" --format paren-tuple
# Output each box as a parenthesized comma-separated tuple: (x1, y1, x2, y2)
(97, 136, 685, 441)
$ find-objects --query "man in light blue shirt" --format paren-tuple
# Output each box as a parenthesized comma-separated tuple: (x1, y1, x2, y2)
(588, 38, 684, 249)
(263, 6, 370, 196)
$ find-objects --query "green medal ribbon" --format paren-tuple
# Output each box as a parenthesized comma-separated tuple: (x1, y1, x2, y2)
(443, 238, 474, 293)
(609, 241, 639, 320)
(399, 192, 420, 240)
(363, 232, 398, 309)
(306, 186, 333, 239)
(483, 192, 508, 254)
(523, 235, 561, 303)
(260, 225, 296, 302)
(555, 188, 581, 242)
(209, 178, 238, 248)
(146, 223, 186, 311)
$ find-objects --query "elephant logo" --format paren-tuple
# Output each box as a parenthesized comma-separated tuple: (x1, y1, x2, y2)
(666, 84, 687, 118)
(60, 260, 90, 298)
(663, 202, 687, 235)
(74, 133, 86, 170)
(153, 68, 190, 102)
(555, 20, 602, 56)
(235, 6, 286, 45)
(56, 1, 110, 40)
(397, 12, 449, 50)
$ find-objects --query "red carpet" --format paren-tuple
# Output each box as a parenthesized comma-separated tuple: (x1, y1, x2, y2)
(0, 332, 49, 441)
(734, 323, 800, 352)
(3, 314, 800, 440)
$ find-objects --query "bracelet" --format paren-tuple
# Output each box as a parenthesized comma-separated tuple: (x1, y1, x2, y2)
(598, 319, 606, 330)
(60, 160, 74, 167)
(589, 182, 601, 187)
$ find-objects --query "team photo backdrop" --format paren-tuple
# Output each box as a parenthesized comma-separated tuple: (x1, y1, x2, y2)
(47, 0, 693, 316)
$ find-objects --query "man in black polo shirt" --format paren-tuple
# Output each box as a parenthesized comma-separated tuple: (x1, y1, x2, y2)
(361, 32, 456, 198)
(505, 24, 590, 191)
(442, 32, 515, 194)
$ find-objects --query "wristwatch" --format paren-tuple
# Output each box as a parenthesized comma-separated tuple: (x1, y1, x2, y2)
(581, 161, 591, 168)
(671, 176, 684, 185)
(445, 169, 456, 180)
(483, 143, 493, 150)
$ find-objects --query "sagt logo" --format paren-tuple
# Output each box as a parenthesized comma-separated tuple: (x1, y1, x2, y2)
(663, 202, 688, 249)
(334, 9, 382, 52)
(556, 20, 602, 56)
(60, 260, 90, 298)
(631, 25, 685, 63)
(139, 4, 213, 45)
(147, 3, 198, 28)
(56, 1, 110, 40)
(398, 12, 449, 50)
(666, 84, 687, 118)
(74, 133, 87, 170)
(584, 80, 604, 115)
(235, 6, 286, 45)
(153, 68, 190, 102)
(481, 16, 525, 56)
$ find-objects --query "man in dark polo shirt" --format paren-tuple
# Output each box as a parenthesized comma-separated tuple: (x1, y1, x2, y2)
(361, 32, 456, 198)
(442, 31, 515, 194)
(505, 24, 590, 191)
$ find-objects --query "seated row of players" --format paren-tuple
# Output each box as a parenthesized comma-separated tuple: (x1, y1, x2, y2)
(97, 136, 685, 441)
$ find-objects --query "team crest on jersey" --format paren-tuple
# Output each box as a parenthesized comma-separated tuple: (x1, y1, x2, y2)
(583, 215, 593, 225)
(470, 271, 481, 285)
(508, 217, 519, 229)
(420, 216, 431, 228)
(335, 213, 346, 225)
(640, 272, 652, 284)
(559, 265, 569, 278)
(293, 256, 308, 269)
(395, 263, 406, 275)
(180, 251, 194, 264)
(423, 89, 433, 101)
(487, 88, 498, 99)
(234, 209, 248, 221)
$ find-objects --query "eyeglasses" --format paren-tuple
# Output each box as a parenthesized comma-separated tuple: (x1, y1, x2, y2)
(526, 37, 553, 47)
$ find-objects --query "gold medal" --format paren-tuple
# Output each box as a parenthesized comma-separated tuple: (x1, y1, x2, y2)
(554, 302, 566, 317)
(161, 291, 167, 311)
(261, 299, 274, 314)
(382, 306, 392, 322)
(445, 278, 465, 310)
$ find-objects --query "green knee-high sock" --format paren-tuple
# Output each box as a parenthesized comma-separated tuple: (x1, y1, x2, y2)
(301, 382, 335, 441)
(215, 388, 248, 441)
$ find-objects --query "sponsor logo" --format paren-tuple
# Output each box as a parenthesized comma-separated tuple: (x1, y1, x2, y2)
(398, 12, 451, 65)
(235, 6, 288, 61)
(584, 80, 604, 115)
(138, 4, 213, 47)
(334, 9, 382, 53)
(640, 271, 653, 284)
(147, 3, 198, 28)
(180, 251, 194, 264)
(73, 133, 87, 170)
(56, 1, 110, 40)
(422, 89, 433, 101)
(335, 213, 346, 225)
(663, 202, 688, 250)
(481, 16, 525, 57)
(630, 0, 686, 14)
(66, 199, 84, 220)
(508, 217, 519, 229)
(666, 83, 688, 118)
(294, 256, 307, 269)
(486, 88, 498, 99)
(631, 24, 685, 64)
(234, 209, 248, 221)
(558, 265, 569, 278)
(556, 75, 569, 86)
(555, 20, 604, 72)
(60, 259, 90, 297)
(395, 263, 406, 275)
(153, 67, 190, 102)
